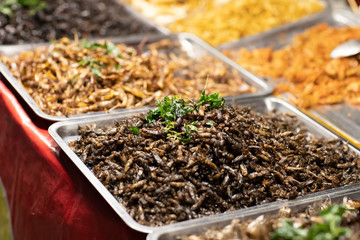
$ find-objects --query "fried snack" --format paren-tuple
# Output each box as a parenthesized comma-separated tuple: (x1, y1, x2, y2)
(224, 24, 360, 108)
(167, 0, 324, 46)
(1, 38, 252, 116)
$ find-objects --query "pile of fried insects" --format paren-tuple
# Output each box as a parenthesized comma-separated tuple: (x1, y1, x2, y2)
(0, 0, 156, 44)
(1, 38, 251, 116)
(180, 197, 360, 240)
(69, 88, 360, 226)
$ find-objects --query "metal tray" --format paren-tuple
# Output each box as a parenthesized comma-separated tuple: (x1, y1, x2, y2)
(120, 0, 330, 46)
(118, 0, 171, 35)
(0, 33, 271, 123)
(218, 9, 360, 147)
(147, 182, 360, 240)
(48, 96, 360, 234)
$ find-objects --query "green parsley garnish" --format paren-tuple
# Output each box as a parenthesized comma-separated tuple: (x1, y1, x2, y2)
(78, 57, 103, 78)
(146, 96, 194, 124)
(0, 0, 46, 17)
(90, 67, 101, 78)
(129, 126, 141, 136)
(206, 120, 215, 127)
(146, 85, 224, 142)
(80, 39, 122, 58)
(197, 82, 225, 110)
(78, 40, 124, 76)
(271, 204, 351, 240)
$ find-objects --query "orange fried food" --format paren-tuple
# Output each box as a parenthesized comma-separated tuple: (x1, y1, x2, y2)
(224, 24, 360, 108)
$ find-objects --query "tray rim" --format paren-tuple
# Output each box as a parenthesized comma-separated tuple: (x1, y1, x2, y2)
(0, 33, 272, 123)
(48, 96, 360, 234)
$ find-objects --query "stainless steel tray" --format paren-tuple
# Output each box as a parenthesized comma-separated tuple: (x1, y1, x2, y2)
(147, 182, 360, 240)
(48, 96, 360, 234)
(120, 0, 330, 46)
(0, 33, 271, 123)
(119, 0, 171, 35)
(218, 9, 360, 147)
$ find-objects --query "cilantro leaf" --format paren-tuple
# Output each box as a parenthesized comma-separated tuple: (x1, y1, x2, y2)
(129, 126, 141, 136)
(308, 205, 351, 240)
(91, 67, 101, 78)
(80, 40, 120, 58)
(146, 96, 194, 124)
(0, 0, 45, 17)
(271, 219, 307, 240)
(188, 121, 198, 133)
(197, 83, 225, 110)
(206, 120, 214, 127)
(80, 39, 103, 50)
(271, 204, 351, 240)
(18, 0, 39, 6)
(78, 57, 91, 66)
(146, 107, 161, 123)
(145, 86, 223, 143)
(104, 42, 118, 56)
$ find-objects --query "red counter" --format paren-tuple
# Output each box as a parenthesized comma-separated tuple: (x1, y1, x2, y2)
(0, 80, 146, 240)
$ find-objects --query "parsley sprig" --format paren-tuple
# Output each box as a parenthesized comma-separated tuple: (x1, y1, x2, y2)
(197, 88, 225, 110)
(80, 39, 123, 59)
(0, 0, 46, 17)
(146, 96, 194, 124)
(77, 40, 124, 78)
(78, 57, 102, 78)
(144, 85, 224, 142)
(129, 126, 141, 136)
(271, 204, 352, 240)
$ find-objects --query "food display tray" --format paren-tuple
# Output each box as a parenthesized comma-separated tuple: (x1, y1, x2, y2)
(119, 0, 330, 46)
(48, 96, 360, 234)
(119, 0, 171, 35)
(218, 9, 360, 147)
(147, 182, 360, 240)
(0, 33, 271, 123)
